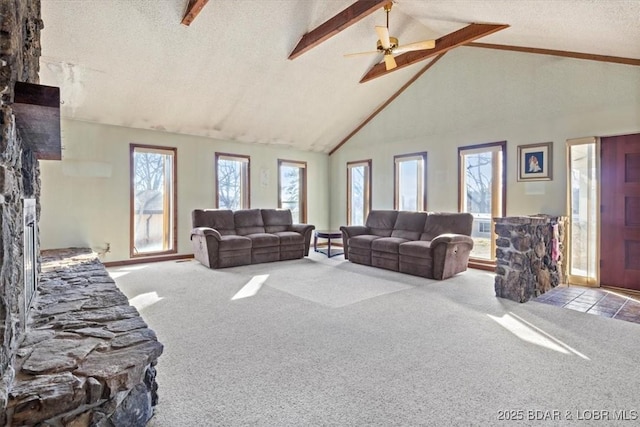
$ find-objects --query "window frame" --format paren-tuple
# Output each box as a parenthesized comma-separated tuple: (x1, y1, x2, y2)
(566, 137, 600, 287)
(129, 143, 178, 258)
(457, 141, 506, 268)
(214, 152, 251, 210)
(393, 152, 427, 211)
(347, 159, 372, 225)
(277, 159, 307, 223)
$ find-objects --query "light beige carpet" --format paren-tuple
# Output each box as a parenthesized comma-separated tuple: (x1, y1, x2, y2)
(109, 252, 640, 427)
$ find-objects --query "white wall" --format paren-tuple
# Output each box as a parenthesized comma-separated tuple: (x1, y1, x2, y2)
(39, 120, 330, 262)
(329, 47, 640, 228)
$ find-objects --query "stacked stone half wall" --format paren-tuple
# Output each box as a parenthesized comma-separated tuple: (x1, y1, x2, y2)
(494, 215, 567, 303)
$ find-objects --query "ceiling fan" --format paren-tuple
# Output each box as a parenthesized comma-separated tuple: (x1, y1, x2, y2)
(344, 2, 436, 71)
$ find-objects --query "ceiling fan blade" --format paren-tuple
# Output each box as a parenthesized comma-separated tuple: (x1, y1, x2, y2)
(394, 39, 436, 54)
(344, 50, 381, 58)
(384, 54, 397, 70)
(376, 26, 391, 49)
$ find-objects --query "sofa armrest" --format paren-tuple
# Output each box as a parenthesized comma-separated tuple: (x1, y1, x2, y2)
(430, 233, 474, 247)
(290, 224, 314, 235)
(190, 227, 222, 241)
(290, 224, 316, 256)
(430, 233, 475, 280)
(339, 225, 368, 238)
(339, 226, 369, 260)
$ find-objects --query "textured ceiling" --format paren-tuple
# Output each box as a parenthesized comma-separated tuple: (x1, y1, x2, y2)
(38, 0, 640, 154)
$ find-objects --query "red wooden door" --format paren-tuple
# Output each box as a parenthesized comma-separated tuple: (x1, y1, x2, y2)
(600, 133, 640, 291)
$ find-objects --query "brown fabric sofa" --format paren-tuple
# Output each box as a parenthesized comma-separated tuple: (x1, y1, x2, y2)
(340, 210, 474, 280)
(191, 208, 315, 268)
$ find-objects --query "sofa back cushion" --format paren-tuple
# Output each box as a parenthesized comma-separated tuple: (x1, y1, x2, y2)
(365, 210, 399, 237)
(261, 209, 293, 233)
(391, 211, 428, 240)
(234, 209, 266, 235)
(192, 209, 237, 235)
(421, 212, 474, 241)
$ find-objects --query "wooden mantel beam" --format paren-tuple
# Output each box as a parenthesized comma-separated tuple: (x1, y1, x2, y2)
(181, 0, 209, 26)
(360, 23, 509, 83)
(288, 0, 389, 60)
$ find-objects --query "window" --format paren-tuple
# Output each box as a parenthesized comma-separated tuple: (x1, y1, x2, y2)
(347, 160, 371, 225)
(567, 137, 599, 286)
(458, 142, 506, 264)
(215, 153, 250, 209)
(278, 159, 307, 223)
(478, 221, 492, 233)
(130, 144, 177, 257)
(394, 152, 427, 211)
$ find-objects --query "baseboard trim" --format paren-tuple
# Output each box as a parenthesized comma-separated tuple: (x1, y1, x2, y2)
(104, 254, 194, 267)
(468, 259, 495, 271)
(601, 285, 640, 299)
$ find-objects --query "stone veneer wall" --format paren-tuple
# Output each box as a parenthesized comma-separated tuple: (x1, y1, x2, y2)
(0, 0, 43, 410)
(1, 3, 163, 425)
(494, 215, 567, 303)
(5, 249, 163, 426)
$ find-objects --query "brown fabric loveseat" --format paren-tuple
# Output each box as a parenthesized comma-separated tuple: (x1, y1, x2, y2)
(340, 210, 474, 280)
(191, 208, 315, 269)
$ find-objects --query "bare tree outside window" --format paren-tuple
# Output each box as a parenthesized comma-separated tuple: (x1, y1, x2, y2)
(465, 152, 493, 214)
(394, 152, 427, 211)
(216, 154, 250, 210)
(131, 145, 176, 256)
(458, 142, 505, 263)
(348, 160, 371, 225)
(278, 160, 306, 223)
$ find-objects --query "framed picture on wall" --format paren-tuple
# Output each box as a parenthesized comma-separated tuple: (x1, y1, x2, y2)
(517, 142, 553, 181)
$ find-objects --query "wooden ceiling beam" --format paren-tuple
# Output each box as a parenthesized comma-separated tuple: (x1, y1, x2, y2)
(329, 53, 447, 155)
(288, 0, 389, 60)
(181, 0, 209, 26)
(360, 23, 509, 83)
(467, 42, 640, 67)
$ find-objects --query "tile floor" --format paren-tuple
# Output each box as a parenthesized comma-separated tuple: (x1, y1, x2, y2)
(535, 286, 640, 325)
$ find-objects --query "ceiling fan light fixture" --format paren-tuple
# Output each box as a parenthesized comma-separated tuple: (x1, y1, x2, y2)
(377, 37, 398, 52)
(344, 1, 436, 74)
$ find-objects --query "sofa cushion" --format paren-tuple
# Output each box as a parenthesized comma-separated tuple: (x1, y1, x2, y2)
(399, 240, 433, 258)
(349, 234, 382, 249)
(192, 209, 236, 235)
(218, 235, 252, 251)
(421, 212, 474, 241)
(372, 251, 400, 271)
(234, 209, 266, 235)
(371, 237, 409, 254)
(391, 211, 428, 240)
(245, 233, 279, 248)
(262, 209, 293, 233)
(273, 231, 304, 245)
(365, 210, 398, 237)
(251, 246, 280, 264)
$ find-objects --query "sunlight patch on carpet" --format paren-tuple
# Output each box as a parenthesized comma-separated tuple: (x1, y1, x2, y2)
(267, 275, 413, 308)
(232, 274, 269, 300)
(129, 291, 164, 311)
(109, 264, 150, 279)
(488, 312, 590, 360)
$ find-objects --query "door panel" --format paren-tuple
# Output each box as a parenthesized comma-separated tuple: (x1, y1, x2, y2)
(600, 133, 640, 290)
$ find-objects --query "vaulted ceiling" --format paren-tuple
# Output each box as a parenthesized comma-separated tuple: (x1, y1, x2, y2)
(38, 0, 640, 154)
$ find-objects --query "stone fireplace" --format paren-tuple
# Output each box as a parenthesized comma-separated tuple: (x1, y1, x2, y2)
(1, 1, 163, 425)
(494, 215, 568, 302)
